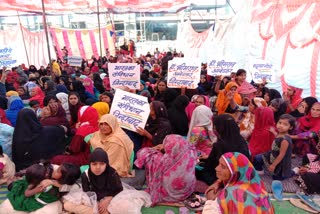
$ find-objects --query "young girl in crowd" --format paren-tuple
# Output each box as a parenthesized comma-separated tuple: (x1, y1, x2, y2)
(254, 114, 296, 180)
(64, 148, 123, 214)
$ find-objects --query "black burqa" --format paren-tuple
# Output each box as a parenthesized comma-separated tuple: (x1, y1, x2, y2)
(196, 114, 250, 185)
(12, 108, 65, 171)
(81, 148, 123, 201)
(168, 95, 189, 136)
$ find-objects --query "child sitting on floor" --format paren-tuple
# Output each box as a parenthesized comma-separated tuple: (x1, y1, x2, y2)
(64, 148, 123, 214)
(254, 114, 295, 180)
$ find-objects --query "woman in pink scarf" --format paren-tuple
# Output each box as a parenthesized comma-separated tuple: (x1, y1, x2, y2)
(83, 77, 94, 95)
(135, 134, 197, 205)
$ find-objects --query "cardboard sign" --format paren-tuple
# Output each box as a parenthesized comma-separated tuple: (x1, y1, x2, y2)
(250, 60, 276, 83)
(108, 63, 140, 89)
(167, 58, 201, 89)
(207, 59, 237, 76)
(110, 89, 150, 132)
(68, 56, 82, 67)
(0, 47, 17, 67)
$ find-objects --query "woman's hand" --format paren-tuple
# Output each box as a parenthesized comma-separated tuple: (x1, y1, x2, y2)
(199, 154, 209, 160)
(153, 144, 164, 151)
(268, 164, 276, 173)
(40, 179, 53, 188)
(205, 180, 222, 200)
(298, 167, 309, 175)
(136, 127, 146, 136)
(98, 197, 112, 214)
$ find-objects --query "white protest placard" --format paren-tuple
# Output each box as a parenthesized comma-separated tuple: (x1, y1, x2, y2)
(68, 56, 82, 67)
(167, 58, 201, 89)
(250, 59, 276, 83)
(108, 63, 140, 90)
(110, 89, 150, 132)
(207, 59, 238, 76)
(0, 47, 17, 68)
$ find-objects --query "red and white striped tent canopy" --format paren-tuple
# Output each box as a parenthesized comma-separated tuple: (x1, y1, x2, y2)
(0, 0, 190, 13)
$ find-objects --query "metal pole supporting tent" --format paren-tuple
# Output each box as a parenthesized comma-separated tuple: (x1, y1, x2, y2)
(41, 0, 52, 74)
(17, 11, 30, 67)
(97, 0, 103, 65)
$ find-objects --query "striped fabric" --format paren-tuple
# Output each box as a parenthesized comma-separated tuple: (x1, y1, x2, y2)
(0, 185, 8, 204)
(49, 25, 116, 60)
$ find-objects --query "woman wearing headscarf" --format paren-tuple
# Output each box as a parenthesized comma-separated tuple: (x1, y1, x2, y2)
(82, 77, 95, 97)
(249, 107, 276, 158)
(51, 106, 99, 166)
(135, 135, 197, 205)
(92, 102, 109, 119)
(196, 114, 250, 185)
(292, 102, 320, 156)
(203, 152, 274, 214)
(215, 82, 242, 115)
(29, 86, 45, 108)
(185, 94, 211, 122)
(137, 80, 151, 102)
(290, 96, 318, 118)
(56, 84, 69, 94)
(237, 97, 267, 140)
(168, 95, 189, 136)
(12, 108, 66, 171)
(70, 80, 87, 103)
(89, 114, 134, 177)
(93, 73, 105, 94)
(136, 101, 172, 147)
(40, 102, 70, 134)
(56, 92, 70, 121)
(64, 148, 123, 214)
(5, 96, 24, 127)
(187, 105, 216, 156)
(283, 85, 303, 113)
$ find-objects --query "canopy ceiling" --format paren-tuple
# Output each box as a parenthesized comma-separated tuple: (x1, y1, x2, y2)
(0, 0, 190, 13)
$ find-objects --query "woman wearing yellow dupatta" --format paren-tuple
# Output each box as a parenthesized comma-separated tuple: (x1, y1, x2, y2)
(89, 114, 134, 177)
(215, 82, 242, 115)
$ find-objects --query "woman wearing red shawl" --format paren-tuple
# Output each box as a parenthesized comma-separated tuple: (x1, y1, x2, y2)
(283, 85, 303, 113)
(29, 86, 45, 107)
(203, 152, 274, 214)
(292, 102, 320, 156)
(51, 106, 99, 166)
(40, 102, 71, 135)
(82, 77, 94, 96)
(249, 107, 276, 158)
(215, 82, 242, 115)
(135, 134, 197, 205)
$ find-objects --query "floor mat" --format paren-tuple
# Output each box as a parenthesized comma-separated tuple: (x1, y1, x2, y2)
(261, 157, 301, 193)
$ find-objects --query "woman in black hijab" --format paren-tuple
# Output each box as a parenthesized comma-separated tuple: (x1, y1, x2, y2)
(137, 101, 172, 146)
(70, 80, 87, 103)
(168, 95, 189, 136)
(93, 73, 105, 94)
(196, 114, 250, 185)
(12, 108, 66, 171)
(81, 148, 123, 213)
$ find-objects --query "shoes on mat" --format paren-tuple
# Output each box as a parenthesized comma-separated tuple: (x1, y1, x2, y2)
(272, 180, 283, 201)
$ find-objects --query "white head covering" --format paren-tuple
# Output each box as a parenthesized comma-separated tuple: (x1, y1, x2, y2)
(187, 105, 215, 142)
(56, 92, 70, 120)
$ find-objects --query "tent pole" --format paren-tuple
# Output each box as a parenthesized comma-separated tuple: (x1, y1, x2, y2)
(17, 11, 30, 67)
(41, 0, 52, 74)
(97, 0, 103, 65)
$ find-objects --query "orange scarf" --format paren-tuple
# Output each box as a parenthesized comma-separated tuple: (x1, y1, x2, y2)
(216, 82, 242, 115)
